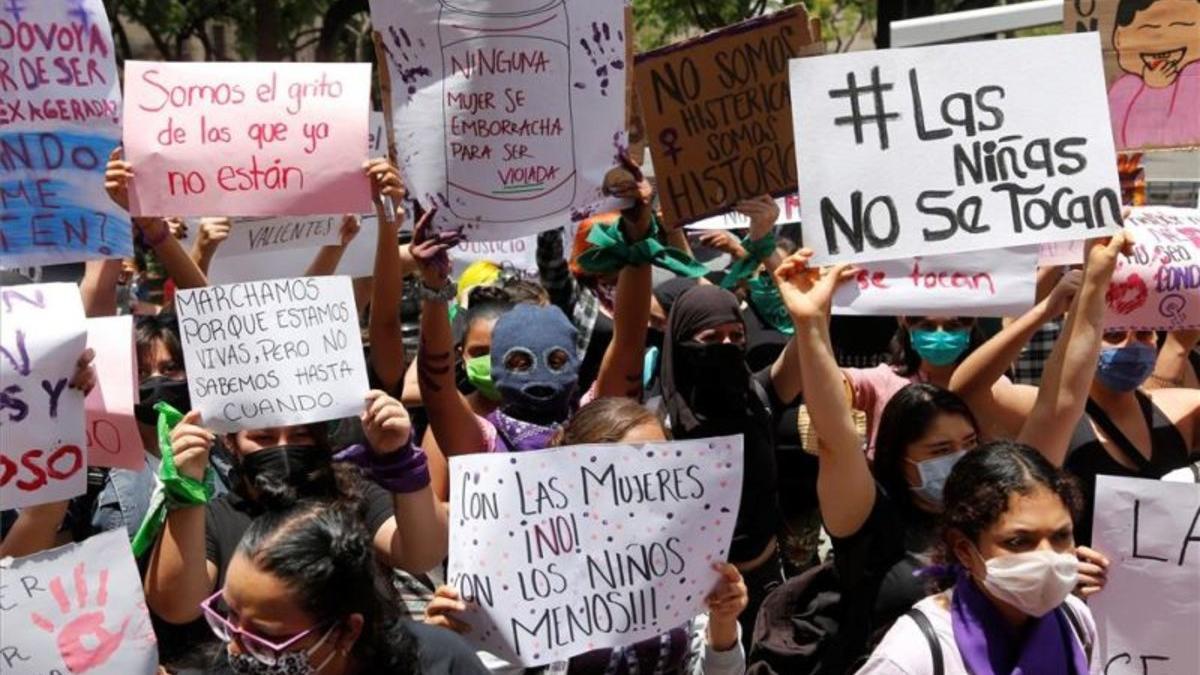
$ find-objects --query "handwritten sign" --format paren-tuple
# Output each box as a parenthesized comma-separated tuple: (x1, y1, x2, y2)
(446, 435, 743, 666)
(225, 215, 344, 257)
(1064, 0, 1200, 152)
(369, 0, 626, 241)
(174, 276, 369, 433)
(0, 283, 87, 509)
(792, 33, 1122, 265)
(1105, 207, 1200, 331)
(84, 315, 141, 471)
(0, 0, 132, 267)
(0, 529, 158, 673)
(686, 194, 801, 231)
(1090, 476, 1200, 675)
(636, 7, 820, 228)
(1038, 239, 1086, 267)
(832, 246, 1037, 317)
(187, 215, 378, 284)
(122, 61, 373, 217)
(451, 235, 539, 281)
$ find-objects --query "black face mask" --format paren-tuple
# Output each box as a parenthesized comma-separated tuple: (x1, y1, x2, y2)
(236, 444, 333, 508)
(676, 342, 749, 414)
(134, 376, 191, 425)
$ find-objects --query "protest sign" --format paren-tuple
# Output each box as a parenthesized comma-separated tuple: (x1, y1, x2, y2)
(0, 529, 158, 673)
(1038, 239, 1086, 267)
(832, 246, 1038, 317)
(1090, 476, 1200, 675)
(0, 284, 87, 509)
(189, 215, 378, 284)
(686, 194, 801, 231)
(791, 33, 1122, 266)
(224, 215, 345, 257)
(1105, 207, 1200, 331)
(369, 110, 386, 155)
(0, 0, 132, 267)
(1064, 0, 1200, 152)
(174, 276, 369, 433)
(451, 235, 539, 281)
(636, 7, 820, 228)
(446, 435, 743, 666)
(368, 0, 626, 241)
(84, 315, 141, 471)
(122, 61, 373, 217)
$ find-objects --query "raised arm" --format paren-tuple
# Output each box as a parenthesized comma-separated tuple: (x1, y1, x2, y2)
(948, 269, 1080, 439)
(305, 215, 361, 277)
(1146, 330, 1200, 390)
(364, 159, 410, 394)
(775, 251, 874, 538)
(1018, 233, 1130, 465)
(595, 161, 653, 399)
(190, 218, 231, 275)
(412, 215, 486, 456)
(80, 259, 123, 317)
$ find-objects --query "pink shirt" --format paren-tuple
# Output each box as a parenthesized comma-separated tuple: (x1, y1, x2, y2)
(1108, 61, 1200, 150)
(843, 364, 922, 459)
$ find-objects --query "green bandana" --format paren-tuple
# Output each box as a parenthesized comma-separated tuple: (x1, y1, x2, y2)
(747, 275, 795, 336)
(721, 232, 778, 290)
(130, 402, 216, 557)
(575, 216, 707, 278)
(465, 354, 501, 401)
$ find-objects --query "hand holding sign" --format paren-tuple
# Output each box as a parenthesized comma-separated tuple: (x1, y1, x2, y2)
(774, 250, 858, 321)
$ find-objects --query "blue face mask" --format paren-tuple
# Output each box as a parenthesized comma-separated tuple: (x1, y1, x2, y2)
(908, 449, 967, 506)
(490, 304, 579, 421)
(910, 328, 970, 366)
(1096, 343, 1157, 392)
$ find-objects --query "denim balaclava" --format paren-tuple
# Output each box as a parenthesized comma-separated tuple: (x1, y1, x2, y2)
(490, 304, 579, 423)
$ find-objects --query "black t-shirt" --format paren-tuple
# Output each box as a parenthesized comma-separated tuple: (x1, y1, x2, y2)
(830, 482, 939, 658)
(204, 479, 395, 587)
(407, 621, 491, 674)
(721, 367, 788, 563)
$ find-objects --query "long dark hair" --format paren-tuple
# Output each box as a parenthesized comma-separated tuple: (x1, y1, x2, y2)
(941, 440, 1082, 549)
(135, 313, 184, 374)
(887, 317, 986, 377)
(235, 501, 419, 672)
(873, 384, 979, 516)
(230, 424, 363, 511)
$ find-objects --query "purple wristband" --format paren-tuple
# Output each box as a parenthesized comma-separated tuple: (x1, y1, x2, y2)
(335, 440, 430, 494)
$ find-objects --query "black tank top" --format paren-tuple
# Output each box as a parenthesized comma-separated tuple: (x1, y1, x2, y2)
(1067, 391, 1193, 544)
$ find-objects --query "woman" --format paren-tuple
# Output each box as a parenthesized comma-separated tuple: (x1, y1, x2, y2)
(857, 441, 1096, 674)
(205, 500, 487, 674)
(951, 233, 1200, 543)
(425, 397, 748, 675)
(143, 390, 448, 625)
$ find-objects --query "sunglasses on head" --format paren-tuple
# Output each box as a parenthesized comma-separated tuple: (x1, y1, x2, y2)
(200, 589, 333, 665)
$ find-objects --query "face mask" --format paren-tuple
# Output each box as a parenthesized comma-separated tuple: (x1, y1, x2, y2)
(677, 342, 749, 413)
(228, 625, 336, 674)
(907, 449, 967, 506)
(134, 376, 191, 425)
(910, 329, 971, 367)
(972, 547, 1078, 618)
(1095, 343, 1156, 392)
(238, 444, 331, 505)
(491, 305, 579, 421)
(465, 354, 501, 401)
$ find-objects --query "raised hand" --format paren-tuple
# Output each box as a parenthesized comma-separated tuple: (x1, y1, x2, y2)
(361, 390, 413, 453)
(103, 147, 132, 212)
(410, 207, 461, 288)
(606, 149, 654, 241)
(196, 217, 231, 252)
(365, 158, 406, 222)
(169, 410, 213, 481)
(695, 230, 747, 258)
(773, 249, 857, 322)
(1045, 268, 1083, 318)
(338, 214, 361, 247)
(68, 348, 97, 396)
(735, 194, 780, 240)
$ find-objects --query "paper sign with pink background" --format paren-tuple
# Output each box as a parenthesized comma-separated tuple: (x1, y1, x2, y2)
(85, 315, 142, 470)
(1105, 207, 1200, 330)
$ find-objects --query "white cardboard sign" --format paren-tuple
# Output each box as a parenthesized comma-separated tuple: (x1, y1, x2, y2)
(174, 276, 369, 432)
(368, 0, 626, 241)
(832, 246, 1038, 317)
(686, 195, 802, 231)
(0, 530, 158, 674)
(1090, 476, 1200, 675)
(1105, 208, 1200, 331)
(791, 33, 1121, 265)
(0, 283, 87, 509)
(446, 435, 744, 666)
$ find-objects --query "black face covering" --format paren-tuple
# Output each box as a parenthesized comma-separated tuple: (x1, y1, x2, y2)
(675, 342, 750, 414)
(236, 444, 333, 509)
(134, 376, 191, 425)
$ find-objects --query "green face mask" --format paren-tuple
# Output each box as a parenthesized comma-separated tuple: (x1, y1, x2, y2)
(465, 354, 501, 401)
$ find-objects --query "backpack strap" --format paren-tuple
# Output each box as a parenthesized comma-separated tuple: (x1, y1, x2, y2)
(1060, 603, 1093, 665)
(905, 608, 944, 675)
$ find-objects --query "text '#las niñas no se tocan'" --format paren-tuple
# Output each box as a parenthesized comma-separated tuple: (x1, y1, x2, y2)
(819, 69, 1121, 256)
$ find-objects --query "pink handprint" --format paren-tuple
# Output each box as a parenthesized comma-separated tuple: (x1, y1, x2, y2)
(31, 563, 131, 674)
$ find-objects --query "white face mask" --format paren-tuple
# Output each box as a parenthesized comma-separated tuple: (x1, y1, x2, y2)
(907, 449, 967, 506)
(972, 547, 1078, 617)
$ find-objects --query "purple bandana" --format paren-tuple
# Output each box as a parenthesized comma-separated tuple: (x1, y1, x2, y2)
(486, 409, 558, 453)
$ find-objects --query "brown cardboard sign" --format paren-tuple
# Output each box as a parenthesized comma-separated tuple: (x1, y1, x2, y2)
(1064, 0, 1200, 152)
(635, 6, 821, 228)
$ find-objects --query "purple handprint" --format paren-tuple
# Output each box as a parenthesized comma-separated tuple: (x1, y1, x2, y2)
(574, 21, 625, 97)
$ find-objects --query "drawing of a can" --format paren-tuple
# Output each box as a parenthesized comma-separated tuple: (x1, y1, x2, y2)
(439, 0, 577, 222)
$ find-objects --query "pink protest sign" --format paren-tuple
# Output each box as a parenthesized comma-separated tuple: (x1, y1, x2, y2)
(85, 315, 142, 470)
(1105, 207, 1200, 331)
(122, 61, 373, 217)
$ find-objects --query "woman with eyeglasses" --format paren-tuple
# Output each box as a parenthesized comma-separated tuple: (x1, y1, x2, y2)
(203, 500, 487, 674)
(951, 234, 1200, 544)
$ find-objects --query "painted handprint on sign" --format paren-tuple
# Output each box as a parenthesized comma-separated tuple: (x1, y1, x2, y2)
(384, 25, 434, 99)
(574, 21, 625, 96)
(31, 563, 131, 674)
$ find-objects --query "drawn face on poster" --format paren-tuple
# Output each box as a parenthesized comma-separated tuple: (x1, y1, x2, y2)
(1066, 0, 1200, 151)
